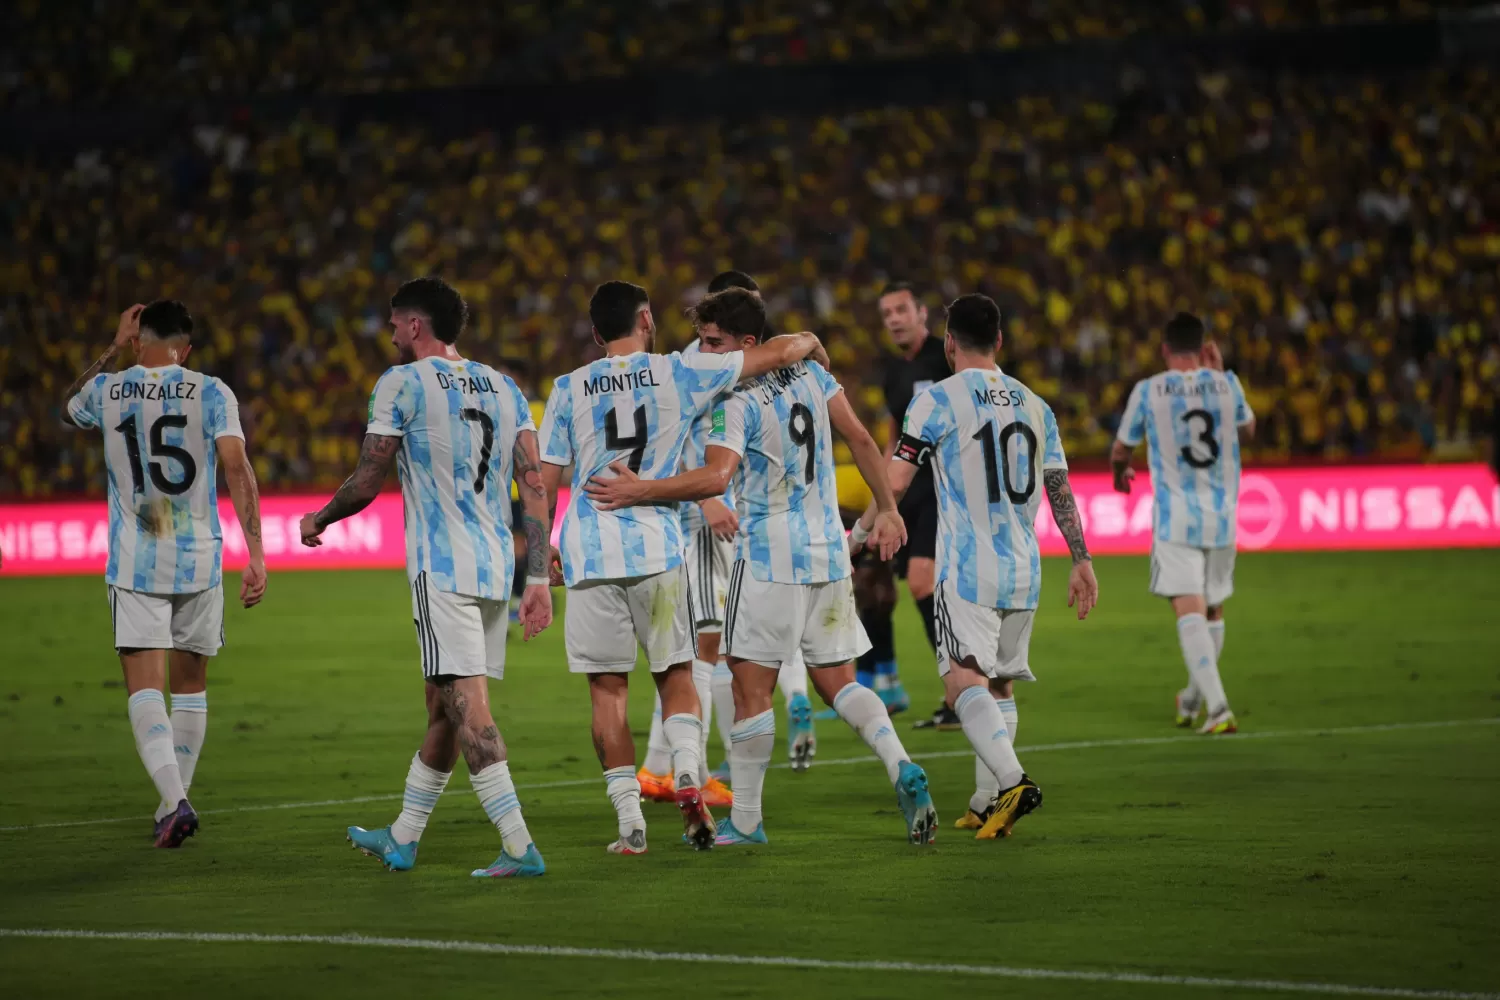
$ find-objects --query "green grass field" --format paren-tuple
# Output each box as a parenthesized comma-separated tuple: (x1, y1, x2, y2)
(1, 550, 1498, 999)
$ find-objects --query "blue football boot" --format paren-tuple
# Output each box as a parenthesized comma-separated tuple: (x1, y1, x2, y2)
(895, 761, 938, 845)
(347, 825, 418, 872)
(471, 844, 547, 878)
(713, 818, 769, 847)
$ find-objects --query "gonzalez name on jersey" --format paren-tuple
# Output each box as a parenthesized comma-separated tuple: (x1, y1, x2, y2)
(67, 365, 242, 594)
(368, 357, 534, 600)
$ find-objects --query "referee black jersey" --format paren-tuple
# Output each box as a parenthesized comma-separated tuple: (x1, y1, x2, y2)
(882, 335, 950, 498)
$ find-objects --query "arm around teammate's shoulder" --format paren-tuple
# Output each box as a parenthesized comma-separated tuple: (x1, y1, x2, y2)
(736, 332, 829, 382)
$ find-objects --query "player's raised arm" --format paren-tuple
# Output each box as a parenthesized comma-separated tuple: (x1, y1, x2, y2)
(511, 428, 554, 640)
(1109, 439, 1136, 494)
(215, 436, 267, 608)
(300, 433, 400, 546)
(62, 304, 143, 426)
(736, 332, 829, 382)
(827, 390, 906, 561)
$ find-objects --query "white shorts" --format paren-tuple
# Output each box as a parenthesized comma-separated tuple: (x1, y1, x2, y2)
(722, 561, 872, 669)
(411, 572, 509, 681)
(933, 579, 1036, 681)
(1150, 540, 1236, 606)
(684, 525, 732, 634)
(108, 584, 224, 656)
(565, 566, 694, 673)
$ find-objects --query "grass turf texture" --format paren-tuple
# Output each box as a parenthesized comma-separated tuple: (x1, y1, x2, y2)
(0, 549, 1497, 1000)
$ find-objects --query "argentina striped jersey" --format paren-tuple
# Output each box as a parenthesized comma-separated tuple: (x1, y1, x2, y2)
(710, 361, 849, 584)
(67, 364, 241, 594)
(368, 357, 533, 600)
(540, 350, 744, 586)
(901, 368, 1067, 609)
(1116, 368, 1253, 548)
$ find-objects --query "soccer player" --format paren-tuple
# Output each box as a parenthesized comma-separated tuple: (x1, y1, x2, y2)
(62, 301, 267, 848)
(852, 294, 1098, 840)
(538, 280, 828, 855)
(585, 288, 938, 847)
(637, 270, 817, 803)
(1110, 312, 1254, 736)
(299, 277, 553, 878)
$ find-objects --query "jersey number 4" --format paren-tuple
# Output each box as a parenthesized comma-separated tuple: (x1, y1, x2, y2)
(1179, 409, 1220, 469)
(973, 420, 1037, 505)
(605, 405, 648, 473)
(114, 414, 197, 496)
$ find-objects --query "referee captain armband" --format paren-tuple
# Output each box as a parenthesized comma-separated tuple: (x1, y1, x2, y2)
(894, 433, 934, 465)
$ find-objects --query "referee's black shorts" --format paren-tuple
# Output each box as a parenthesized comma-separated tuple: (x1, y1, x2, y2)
(893, 483, 938, 578)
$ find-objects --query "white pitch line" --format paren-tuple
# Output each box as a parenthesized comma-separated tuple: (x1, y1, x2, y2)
(0, 928, 1493, 1000)
(2, 716, 1494, 834)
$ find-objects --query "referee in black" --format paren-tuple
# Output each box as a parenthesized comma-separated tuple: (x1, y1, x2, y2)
(852, 281, 956, 728)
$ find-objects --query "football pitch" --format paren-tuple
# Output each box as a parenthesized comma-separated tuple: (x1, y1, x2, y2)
(1, 549, 1497, 999)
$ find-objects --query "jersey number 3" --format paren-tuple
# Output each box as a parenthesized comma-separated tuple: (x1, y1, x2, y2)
(973, 420, 1037, 505)
(114, 414, 197, 496)
(1179, 409, 1220, 469)
(605, 405, 648, 473)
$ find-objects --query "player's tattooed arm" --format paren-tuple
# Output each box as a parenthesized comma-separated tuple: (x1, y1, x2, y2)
(306, 433, 400, 534)
(62, 304, 144, 424)
(1044, 469, 1091, 565)
(218, 435, 267, 607)
(512, 430, 551, 580)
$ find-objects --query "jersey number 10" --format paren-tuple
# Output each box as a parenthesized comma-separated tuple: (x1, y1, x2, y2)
(972, 420, 1037, 505)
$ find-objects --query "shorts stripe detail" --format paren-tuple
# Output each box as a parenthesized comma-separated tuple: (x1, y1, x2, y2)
(416, 573, 439, 678)
(934, 587, 960, 665)
(722, 560, 747, 656)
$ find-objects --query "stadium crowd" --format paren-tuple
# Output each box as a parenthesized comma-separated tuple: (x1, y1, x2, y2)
(3, 65, 1497, 498)
(0, 0, 1472, 107)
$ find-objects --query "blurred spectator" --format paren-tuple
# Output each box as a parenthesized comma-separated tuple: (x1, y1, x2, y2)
(1, 0, 1484, 107)
(2, 67, 1497, 497)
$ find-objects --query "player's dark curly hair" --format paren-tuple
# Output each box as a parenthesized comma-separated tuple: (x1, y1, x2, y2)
(945, 293, 1001, 351)
(139, 300, 193, 341)
(687, 287, 767, 340)
(390, 276, 468, 345)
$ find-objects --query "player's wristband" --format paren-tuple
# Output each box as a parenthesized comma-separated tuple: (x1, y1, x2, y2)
(849, 522, 870, 546)
(526, 575, 551, 587)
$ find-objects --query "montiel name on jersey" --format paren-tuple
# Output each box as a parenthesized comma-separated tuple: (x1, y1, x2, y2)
(582, 368, 662, 396)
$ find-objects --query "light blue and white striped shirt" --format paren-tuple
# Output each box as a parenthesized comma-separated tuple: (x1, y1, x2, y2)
(710, 361, 849, 584)
(900, 367, 1067, 610)
(67, 365, 241, 594)
(368, 357, 533, 600)
(540, 350, 744, 586)
(677, 338, 736, 537)
(1116, 368, 1254, 549)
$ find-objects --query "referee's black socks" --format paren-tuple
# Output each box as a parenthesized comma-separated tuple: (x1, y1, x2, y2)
(914, 594, 938, 653)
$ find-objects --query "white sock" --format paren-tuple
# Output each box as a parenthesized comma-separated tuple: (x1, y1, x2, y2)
(778, 651, 809, 702)
(971, 695, 1017, 812)
(128, 689, 186, 813)
(691, 658, 715, 785)
(390, 753, 451, 845)
(1178, 613, 1229, 715)
(603, 765, 645, 839)
(643, 695, 672, 774)
(1208, 619, 1225, 659)
(158, 691, 208, 820)
(473, 760, 533, 858)
(711, 659, 736, 760)
(831, 681, 908, 785)
(662, 712, 704, 790)
(955, 685, 1023, 791)
(728, 710, 774, 832)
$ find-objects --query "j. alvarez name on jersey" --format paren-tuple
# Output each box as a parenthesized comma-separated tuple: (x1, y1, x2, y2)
(744, 362, 814, 406)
